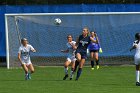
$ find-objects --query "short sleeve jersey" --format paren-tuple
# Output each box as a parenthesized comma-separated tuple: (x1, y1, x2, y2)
(77, 35, 91, 52)
(88, 37, 100, 50)
(66, 41, 76, 56)
(133, 40, 140, 58)
(18, 44, 35, 62)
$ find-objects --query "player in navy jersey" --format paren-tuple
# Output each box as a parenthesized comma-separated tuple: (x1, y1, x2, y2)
(88, 31, 100, 70)
(75, 27, 99, 80)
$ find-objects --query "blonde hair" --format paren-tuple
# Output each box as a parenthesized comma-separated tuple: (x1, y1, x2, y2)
(83, 27, 90, 36)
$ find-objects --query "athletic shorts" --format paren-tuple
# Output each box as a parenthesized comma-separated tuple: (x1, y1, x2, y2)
(134, 57, 140, 65)
(21, 61, 32, 66)
(75, 50, 87, 59)
(90, 50, 99, 53)
(67, 55, 76, 62)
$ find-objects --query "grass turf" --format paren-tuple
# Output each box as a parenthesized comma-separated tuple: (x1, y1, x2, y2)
(0, 66, 139, 93)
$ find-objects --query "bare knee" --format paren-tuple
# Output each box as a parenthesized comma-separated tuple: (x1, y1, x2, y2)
(64, 61, 70, 67)
(31, 69, 35, 73)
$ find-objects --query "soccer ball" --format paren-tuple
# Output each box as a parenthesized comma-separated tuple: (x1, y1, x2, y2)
(54, 18, 61, 25)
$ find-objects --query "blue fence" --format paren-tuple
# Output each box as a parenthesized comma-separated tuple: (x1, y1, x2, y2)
(1, 4, 140, 56)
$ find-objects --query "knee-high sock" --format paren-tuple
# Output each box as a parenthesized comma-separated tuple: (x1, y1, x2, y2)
(136, 71, 139, 82)
(70, 68, 74, 78)
(91, 60, 94, 68)
(64, 67, 68, 75)
(96, 60, 99, 65)
(74, 60, 79, 72)
(76, 68, 82, 79)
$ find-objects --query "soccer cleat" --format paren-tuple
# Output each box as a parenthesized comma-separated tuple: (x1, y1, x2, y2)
(63, 74, 68, 80)
(70, 78, 72, 80)
(136, 82, 140, 86)
(91, 67, 95, 70)
(28, 73, 31, 80)
(25, 74, 28, 80)
(97, 65, 100, 70)
(75, 78, 78, 81)
(70, 73, 74, 80)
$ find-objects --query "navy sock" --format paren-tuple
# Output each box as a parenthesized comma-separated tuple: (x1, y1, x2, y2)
(74, 60, 79, 72)
(91, 61, 94, 68)
(76, 68, 82, 79)
(96, 60, 99, 65)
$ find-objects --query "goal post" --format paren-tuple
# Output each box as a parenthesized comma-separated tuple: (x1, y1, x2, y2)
(5, 12, 140, 69)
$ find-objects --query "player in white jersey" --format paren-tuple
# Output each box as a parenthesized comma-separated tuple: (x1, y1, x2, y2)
(130, 33, 140, 86)
(18, 38, 36, 80)
(61, 35, 77, 80)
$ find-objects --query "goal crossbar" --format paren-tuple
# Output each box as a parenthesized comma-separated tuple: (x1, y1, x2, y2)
(5, 12, 140, 16)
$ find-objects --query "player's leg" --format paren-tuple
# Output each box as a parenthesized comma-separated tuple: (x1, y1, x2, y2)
(22, 64, 29, 80)
(90, 51, 95, 70)
(74, 53, 81, 72)
(63, 60, 71, 80)
(76, 52, 86, 80)
(76, 58, 85, 80)
(136, 64, 140, 86)
(28, 64, 35, 74)
(135, 58, 140, 86)
(76, 53, 82, 62)
(70, 61, 75, 80)
(27, 63, 35, 79)
(94, 51, 99, 69)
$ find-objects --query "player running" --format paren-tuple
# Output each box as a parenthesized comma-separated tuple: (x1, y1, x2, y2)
(61, 35, 77, 80)
(18, 38, 36, 80)
(130, 33, 140, 86)
(75, 27, 99, 80)
(88, 31, 100, 70)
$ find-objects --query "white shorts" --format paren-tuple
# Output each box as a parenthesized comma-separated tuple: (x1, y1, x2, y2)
(21, 61, 32, 66)
(67, 56, 76, 63)
(134, 57, 140, 65)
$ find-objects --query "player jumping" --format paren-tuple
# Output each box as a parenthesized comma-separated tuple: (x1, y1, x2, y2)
(61, 35, 77, 80)
(18, 38, 36, 80)
(75, 27, 99, 80)
(88, 31, 100, 70)
(130, 33, 140, 86)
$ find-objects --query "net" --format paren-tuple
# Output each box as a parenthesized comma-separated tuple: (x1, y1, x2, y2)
(5, 12, 139, 68)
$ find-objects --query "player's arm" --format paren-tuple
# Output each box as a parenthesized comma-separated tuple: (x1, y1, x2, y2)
(61, 49, 69, 53)
(69, 42, 77, 50)
(75, 36, 79, 47)
(130, 45, 137, 51)
(32, 49, 36, 52)
(130, 41, 137, 51)
(18, 48, 23, 65)
(18, 53, 23, 65)
(30, 45, 36, 52)
(90, 33, 99, 43)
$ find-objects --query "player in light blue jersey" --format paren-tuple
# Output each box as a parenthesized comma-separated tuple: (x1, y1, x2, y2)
(88, 31, 100, 70)
(18, 38, 36, 80)
(61, 35, 77, 80)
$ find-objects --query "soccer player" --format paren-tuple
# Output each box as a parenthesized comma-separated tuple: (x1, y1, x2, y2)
(75, 27, 98, 80)
(88, 31, 100, 70)
(130, 33, 140, 86)
(18, 38, 36, 80)
(61, 35, 77, 80)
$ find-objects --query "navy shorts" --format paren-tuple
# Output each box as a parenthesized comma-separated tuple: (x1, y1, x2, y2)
(75, 50, 87, 59)
(90, 49, 99, 53)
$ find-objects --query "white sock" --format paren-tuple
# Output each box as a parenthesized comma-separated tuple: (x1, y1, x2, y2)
(64, 67, 68, 75)
(136, 71, 139, 82)
(70, 70, 74, 78)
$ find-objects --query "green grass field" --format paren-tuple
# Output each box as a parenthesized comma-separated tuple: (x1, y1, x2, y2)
(0, 66, 140, 93)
